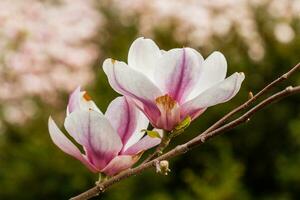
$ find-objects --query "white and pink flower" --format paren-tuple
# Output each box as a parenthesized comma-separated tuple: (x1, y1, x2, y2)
(48, 87, 160, 175)
(103, 37, 245, 131)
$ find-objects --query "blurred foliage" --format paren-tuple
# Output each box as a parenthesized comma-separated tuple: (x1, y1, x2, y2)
(0, 2, 300, 200)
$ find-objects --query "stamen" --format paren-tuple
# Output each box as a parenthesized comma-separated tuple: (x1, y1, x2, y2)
(83, 91, 92, 101)
(155, 94, 176, 111)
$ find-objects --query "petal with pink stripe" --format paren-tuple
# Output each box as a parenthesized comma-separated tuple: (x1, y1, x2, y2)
(48, 117, 98, 172)
(101, 155, 140, 176)
(154, 48, 203, 103)
(64, 110, 122, 170)
(182, 72, 245, 118)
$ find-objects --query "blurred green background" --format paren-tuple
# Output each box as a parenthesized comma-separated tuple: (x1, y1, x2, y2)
(0, 0, 300, 199)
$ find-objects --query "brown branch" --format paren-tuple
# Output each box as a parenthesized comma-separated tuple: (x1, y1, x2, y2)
(70, 85, 300, 200)
(143, 62, 299, 164)
(142, 131, 171, 164)
(202, 62, 300, 135)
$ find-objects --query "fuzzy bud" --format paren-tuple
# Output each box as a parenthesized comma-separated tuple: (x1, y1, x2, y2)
(156, 160, 171, 175)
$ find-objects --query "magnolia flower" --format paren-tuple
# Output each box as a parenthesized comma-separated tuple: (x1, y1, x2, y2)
(48, 87, 160, 175)
(103, 37, 245, 131)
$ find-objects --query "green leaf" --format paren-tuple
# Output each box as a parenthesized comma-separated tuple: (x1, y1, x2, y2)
(170, 116, 191, 137)
(174, 116, 191, 131)
(141, 129, 162, 139)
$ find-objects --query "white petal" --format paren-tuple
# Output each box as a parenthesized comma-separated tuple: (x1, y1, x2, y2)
(105, 96, 149, 151)
(182, 72, 245, 115)
(154, 48, 203, 103)
(48, 117, 97, 172)
(123, 133, 161, 155)
(103, 58, 162, 104)
(67, 86, 101, 115)
(187, 51, 227, 101)
(128, 37, 162, 81)
(121, 102, 149, 151)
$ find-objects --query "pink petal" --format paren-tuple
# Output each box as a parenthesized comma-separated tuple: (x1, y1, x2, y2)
(182, 72, 245, 118)
(154, 95, 181, 131)
(67, 86, 81, 114)
(154, 48, 203, 103)
(48, 117, 98, 172)
(181, 108, 207, 121)
(101, 155, 140, 176)
(131, 98, 161, 129)
(64, 110, 122, 170)
(103, 58, 162, 128)
(67, 86, 101, 115)
(123, 134, 161, 155)
(187, 51, 227, 101)
(103, 58, 162, 105)
(105, 96, 149, 151)
(128, 37, 162, 81)
(123, 103, 149, 151)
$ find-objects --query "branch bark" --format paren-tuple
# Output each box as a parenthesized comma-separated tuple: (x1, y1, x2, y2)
(141, 130, 171, 164)
(202, 62, 300, 135)
(70, 84, 300, 200)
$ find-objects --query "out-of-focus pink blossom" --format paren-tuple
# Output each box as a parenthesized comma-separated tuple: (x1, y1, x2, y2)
(49, 87, 161, 175)
(103, 38, 244, 131)
(113, 0, 299, 61)
(0, 0, 102, 124)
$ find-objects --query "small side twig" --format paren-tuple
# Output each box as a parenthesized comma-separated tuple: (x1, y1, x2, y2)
(142, 131, 171, 164)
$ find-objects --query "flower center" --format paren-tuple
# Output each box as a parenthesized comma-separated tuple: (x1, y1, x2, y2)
(155, 94, 177, 111)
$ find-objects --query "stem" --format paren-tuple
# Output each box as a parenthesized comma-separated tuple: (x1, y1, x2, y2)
(142, 130, 171, 164)
(95, 173, 108, 185)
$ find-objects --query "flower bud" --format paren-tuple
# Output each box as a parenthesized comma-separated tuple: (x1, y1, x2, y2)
(156, 160, 171, 175)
